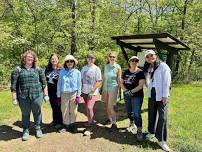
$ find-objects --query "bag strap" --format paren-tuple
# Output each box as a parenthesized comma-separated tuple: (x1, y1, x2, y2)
(150, 61, 161, 81)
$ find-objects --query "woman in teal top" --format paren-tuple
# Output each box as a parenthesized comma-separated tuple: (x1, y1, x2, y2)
(102, 52, 122, 131)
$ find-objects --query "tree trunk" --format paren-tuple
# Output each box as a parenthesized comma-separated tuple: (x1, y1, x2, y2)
(88, 0, 96, 51)
(175, 0, 189, 80)
(186, 49, 195, 81)
(70, 0, 77, 55)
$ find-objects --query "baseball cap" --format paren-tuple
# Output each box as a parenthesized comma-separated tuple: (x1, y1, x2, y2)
(145, 49, 156, 57)
(87, 54, 95, 58)
(128, 56, 139, 62)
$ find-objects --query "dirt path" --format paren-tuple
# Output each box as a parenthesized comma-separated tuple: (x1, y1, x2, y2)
(0, 98, 162, 152)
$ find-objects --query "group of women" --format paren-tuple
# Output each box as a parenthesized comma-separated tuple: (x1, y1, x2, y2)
(11, 49, 171, 152)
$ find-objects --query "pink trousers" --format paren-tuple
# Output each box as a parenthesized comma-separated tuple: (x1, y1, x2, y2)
(82, 93, 97, 124)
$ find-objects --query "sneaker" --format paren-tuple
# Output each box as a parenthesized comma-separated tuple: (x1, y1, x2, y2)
(22, 129, 29, 141)
(110, 124, 118, 132)
(85, 120, 96, 127)
(68, 124, 77, 133)
(54, 124, 62, 129)
(59, 127, 67, 133)
(126, 121, 136, 132)
(145, 133, 155, 139)
(36, 129, 43, 138)
(137, 131, 143, 142)
(104, 119, 111, 125)
(83, 127, 93, 136)
(157, 141, 171, 152)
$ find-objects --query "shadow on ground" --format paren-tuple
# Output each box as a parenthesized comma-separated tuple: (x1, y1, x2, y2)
(78, 100, 148, 124)
(0, 125, 21, 141)
(78, 100, 158, 150)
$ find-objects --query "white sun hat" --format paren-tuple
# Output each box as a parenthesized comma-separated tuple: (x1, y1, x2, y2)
(64, 55, 78, 65)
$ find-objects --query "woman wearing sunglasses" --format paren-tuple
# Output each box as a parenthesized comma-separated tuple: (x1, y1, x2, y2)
(57, 55, 81, 133)
(144, 50, 171, 152)
(102, 52, 122, 131)
(120, 56, 145, 141)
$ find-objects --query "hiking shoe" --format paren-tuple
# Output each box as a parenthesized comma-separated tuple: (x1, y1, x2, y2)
(36, 129, 43, 138)
(22, 129, 29, 141)
(157, 141, 171, 152)
(137, 131, 143, 142)
(83, 127, 93, 136)
(145, 133, 155, 139)
(126, 121, 136, 132)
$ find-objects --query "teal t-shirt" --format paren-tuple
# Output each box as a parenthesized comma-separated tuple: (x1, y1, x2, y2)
(103, 63, 120, 92)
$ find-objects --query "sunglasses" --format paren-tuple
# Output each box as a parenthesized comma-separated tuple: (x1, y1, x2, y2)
(87, 57, 94, 59)
(109, 56, 116, 58)
(146, 54, 154, 58)
(130, 59, 139, 62)
(66, 60, 74, 63)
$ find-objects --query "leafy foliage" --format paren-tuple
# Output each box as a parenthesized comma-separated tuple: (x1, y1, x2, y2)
(0, 0, 202, 85)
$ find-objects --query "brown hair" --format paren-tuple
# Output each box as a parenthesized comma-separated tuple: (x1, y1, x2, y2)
(45, 53, 62, 74)
(20, 50, 38, 68)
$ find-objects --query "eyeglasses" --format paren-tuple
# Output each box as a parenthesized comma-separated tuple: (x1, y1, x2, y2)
(146, 54, 154, 58)
(109, 56, 116, 58)
(66, 60, 74, 63)
(130, 59, 139, 62)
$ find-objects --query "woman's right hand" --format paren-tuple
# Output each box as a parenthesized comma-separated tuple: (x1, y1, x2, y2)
(12, 92, 18, 105)
(57, 97, 61, 105)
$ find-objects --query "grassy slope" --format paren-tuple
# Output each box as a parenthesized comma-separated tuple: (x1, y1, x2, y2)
(0, 83, 202, 152)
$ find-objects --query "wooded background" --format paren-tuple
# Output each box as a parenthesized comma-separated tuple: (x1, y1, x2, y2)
(0, 0, 201, 86)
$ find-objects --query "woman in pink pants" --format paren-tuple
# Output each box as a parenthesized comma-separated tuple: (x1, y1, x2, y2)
(81, 54, 102, 135)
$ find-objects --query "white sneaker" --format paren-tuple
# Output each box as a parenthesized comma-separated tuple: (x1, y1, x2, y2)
(126, 122, 136, 132)
(157, 141, 171, 152)
(145, 133, 155, 139)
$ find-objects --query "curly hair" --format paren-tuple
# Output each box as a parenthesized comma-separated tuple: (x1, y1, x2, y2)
(20, 50, 38, 68)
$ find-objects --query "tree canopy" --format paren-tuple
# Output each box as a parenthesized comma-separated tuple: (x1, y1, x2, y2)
(0, 0, 202, 85)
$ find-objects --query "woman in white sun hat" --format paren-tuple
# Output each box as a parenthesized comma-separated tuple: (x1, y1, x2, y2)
(57, 55, 81, 133)
(144, 50, 171, 152)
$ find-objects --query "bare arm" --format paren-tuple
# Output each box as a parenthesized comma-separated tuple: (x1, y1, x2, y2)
(117, 67, 122, 87)
(131, 79, 145, 93)
(92, 80, 102, 92)
(12, 91, 17, 101)
(120, 79, 127, 92)
(43, 86, 48, 96)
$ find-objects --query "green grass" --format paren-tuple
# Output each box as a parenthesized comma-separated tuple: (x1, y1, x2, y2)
(0, 90, 20, 125)
(117, 83, 202, 152)
(0, 83, 202, 152)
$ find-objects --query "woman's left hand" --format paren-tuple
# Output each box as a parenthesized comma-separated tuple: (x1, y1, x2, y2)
(75, 96, 80, 104)
(162, 97, 169, 105)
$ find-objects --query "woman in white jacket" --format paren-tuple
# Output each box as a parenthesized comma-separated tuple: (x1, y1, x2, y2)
(143, 50, 171, 152)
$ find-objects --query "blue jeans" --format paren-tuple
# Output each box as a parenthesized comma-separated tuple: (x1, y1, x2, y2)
(18, 93, 43, 130)
(124, 96, 143, 128)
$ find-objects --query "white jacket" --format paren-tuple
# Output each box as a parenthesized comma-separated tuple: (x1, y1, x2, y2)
(146, 62, 171, 101)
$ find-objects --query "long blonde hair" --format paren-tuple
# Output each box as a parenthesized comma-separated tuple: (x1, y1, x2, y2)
(107, 51, 117, 64)
(20, 50, 38, 68)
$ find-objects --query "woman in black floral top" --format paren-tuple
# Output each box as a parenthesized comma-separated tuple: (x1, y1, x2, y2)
(11, 50, 48, 141)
